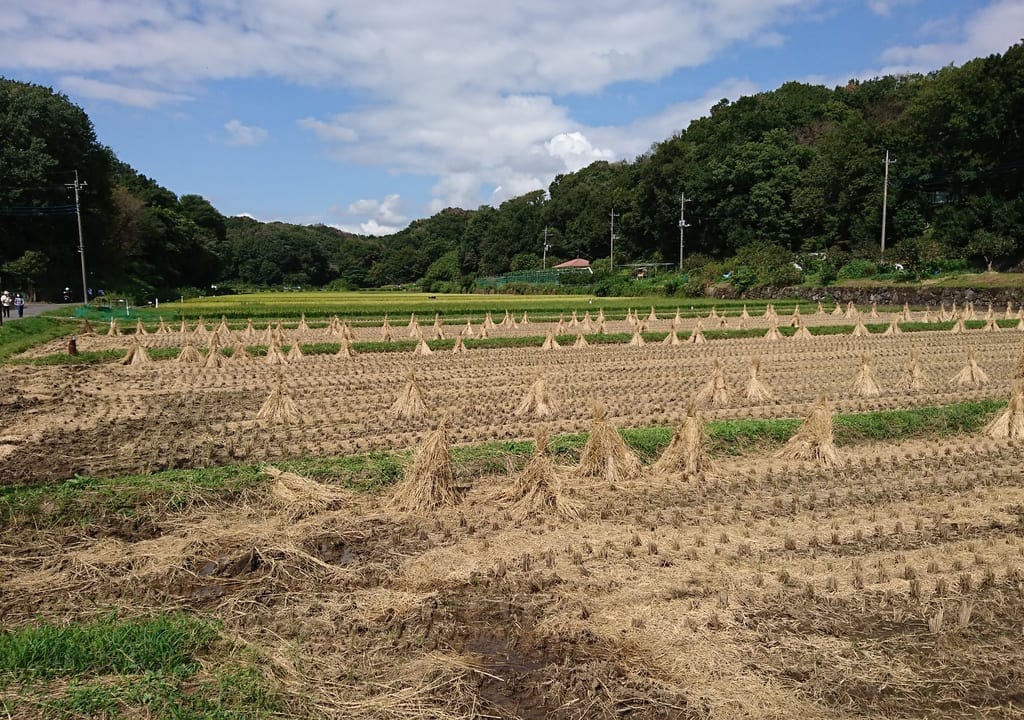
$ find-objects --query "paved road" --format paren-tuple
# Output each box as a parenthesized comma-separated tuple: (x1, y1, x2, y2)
(0, 302, 65, 322)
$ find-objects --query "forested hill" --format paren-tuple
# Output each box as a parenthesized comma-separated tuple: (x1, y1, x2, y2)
(2, 41, 1022, 300)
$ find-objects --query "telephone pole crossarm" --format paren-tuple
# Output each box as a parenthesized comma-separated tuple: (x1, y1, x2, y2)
(65, 170, 89, 306)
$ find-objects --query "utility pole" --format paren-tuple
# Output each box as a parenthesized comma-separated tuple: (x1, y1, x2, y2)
(881, 150, 894, 259)
(65, 170, 88, 306)
(542, 226, 551, 269)
(609, 209, 618, 271)
(678, 192, 690, 271)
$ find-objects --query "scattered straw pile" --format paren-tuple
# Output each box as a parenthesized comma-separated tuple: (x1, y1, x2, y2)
(120, 338, 150, 366)
(391, 369, 426, 419)
(505, 431, 579, 521)
(652, 402, 716, 481)
(985, 383, 1024, 438)
(390, 419, 458, 512)
(515, 374, 558, 417)
(851, 353, 881, 397)
(696, 358, 731, 407)
(264, 465, 350, 520)
(574, 401, 641, 483)
(257, 371, 299, 423)
(776, 397, 838, 467)
(951, 348, 989, 387)
(744, 356, 773, 402)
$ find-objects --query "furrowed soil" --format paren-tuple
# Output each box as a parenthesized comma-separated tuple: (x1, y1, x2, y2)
(2, 303, 1024, 718)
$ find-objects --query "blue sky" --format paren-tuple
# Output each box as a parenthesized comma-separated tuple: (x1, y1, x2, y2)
(1, 0, 1021, 235)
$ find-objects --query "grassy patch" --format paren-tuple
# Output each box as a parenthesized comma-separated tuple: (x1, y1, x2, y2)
(0, 615, 281, 719)
(0, 316, 78, 363)
(0, 614, 217, 680)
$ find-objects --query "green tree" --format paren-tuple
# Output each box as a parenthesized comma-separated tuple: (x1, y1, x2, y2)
(2, 249, 49, 300)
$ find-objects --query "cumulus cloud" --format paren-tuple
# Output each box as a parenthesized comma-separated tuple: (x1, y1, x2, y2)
(58, 75, 191, 108)
(345, 194, 407, 225)
(224, 119, 268, 146)
(879, 0, 1024, 72)
(0, 0, 832, 211)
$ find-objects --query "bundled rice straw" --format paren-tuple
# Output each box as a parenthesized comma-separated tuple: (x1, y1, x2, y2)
(629, 327, 646, 347)
(815, 301, 825, 315)
(831, 302, 843, 316)
(582, 312, 594, 333)
(763, 322, 783, 342)
(483, 312, 495, 330)
(204, 342, 227, 368)
(901, 302, 912, 322)
(662, 329, 681, 346)
(792, 321, 812, 340)
(776, 397, 838, 467)
(789, 305, 801, 327)
(463, 319, 475, 338)
(985, 383, 1024, 438)
(569, 310, 579, 327)
(297, 313, 310, 332)
(901, 350, 928, 392)
(257, 371, 299, 422)
(689, 320, 707, 344)
(882, 318, 902, 336)
(983, 307, 999, 332)
(452, 333, 467, 354)
(230, 341, 252, 363)
(80, 318, 95, 334)
(554, 316, 566, 335)
(380, 315, 393, 341)
(520, 311, 530, 325)
(107, 318, 119, 336)
(391, 369, 426, 419)
(652, 402, 716, 480)
(265, 341, 287, 365)
(156, 318, 169, 334)
(844, 301, 858, 318)
(745, 356, 773, 402)
(851, 318, 870, 337)
(264, 465, 349, 520)
(597, 308, 606, 323)
(950, 348, 989, 387)
(696, 358, 731, 407)
(851, 353, 881, 397)
(390, 419, 458, 512)
(574, 332, 589, 348)
(950, 315, 966, 334)
(120, 338, 150, 366)
(177, 342, 203, 364)
(135, 319, 148, 335)
(869, 302, 879, 318)
(541, 329, 561, 350)
(709, 306, 719, 320)
(336, 336, 356, 358)
(1016, 345, 1024, 379)
(413, 334, 433, 356)
(432, 314, 445, 340)
(407, 312, 417, 328)
(286, 342, 304, 361)
(506, 431, 580, 521)
(515, 374, 557, 417)
(242, 318, 257, 341)
(647, 306, 657, 322)
(1006, 301, 1016, 320)
(574, 401, 641, 483)
(408, 318, 421, 339)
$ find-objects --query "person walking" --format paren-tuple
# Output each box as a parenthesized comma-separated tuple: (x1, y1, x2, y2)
(13, 293, 25, 318)
(0, 290, 11, 319)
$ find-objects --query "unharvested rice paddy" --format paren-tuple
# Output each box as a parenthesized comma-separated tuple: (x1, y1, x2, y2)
(2, 300, 1024, 718)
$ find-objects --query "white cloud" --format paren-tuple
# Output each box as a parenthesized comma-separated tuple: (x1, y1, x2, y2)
(879, 0, 1024, 72)
(867, 0, 917, 17)
(545, 132, 615, 172)
(223, 119, 268, 146)
(296, 116, 358, 142)
(58, 75, 191, 108)
(343, 194, 407, 225)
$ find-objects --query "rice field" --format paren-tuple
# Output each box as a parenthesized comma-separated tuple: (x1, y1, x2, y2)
(2, 299, 1024, 719)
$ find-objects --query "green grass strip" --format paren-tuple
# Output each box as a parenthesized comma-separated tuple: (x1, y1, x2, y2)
(0, 614, 218, 680)
(0, 399, 1004, 529)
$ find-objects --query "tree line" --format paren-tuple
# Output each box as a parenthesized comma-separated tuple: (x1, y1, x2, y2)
(1, 41, 1021, 300)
